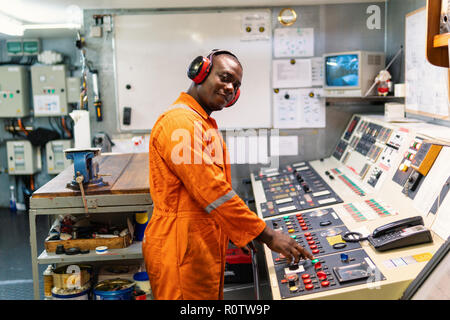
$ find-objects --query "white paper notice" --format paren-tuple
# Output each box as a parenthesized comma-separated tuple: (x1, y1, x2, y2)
(299, 88, 326, 128)
(273, 88, 325, 128)
(273, 59, 312, 88)
(273, 89, 302, 128)
(274, 28, 314, 57)
(270, 136, 298, 156)
(33, 95, 61, 115)
(241, 11, 271, 41)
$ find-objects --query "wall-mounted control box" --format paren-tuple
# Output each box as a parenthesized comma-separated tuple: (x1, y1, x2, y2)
(0, 66, 30, 118)
(31, 64, 69, 116)
(7, 140, 41, 175)
(46, 139, 73, 174)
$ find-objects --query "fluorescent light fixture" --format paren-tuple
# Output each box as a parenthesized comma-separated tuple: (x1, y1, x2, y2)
(0, 11, 24, 36)
(22, 23, 81, 30)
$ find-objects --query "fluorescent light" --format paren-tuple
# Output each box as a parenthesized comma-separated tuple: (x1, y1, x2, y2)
(0, 11, 24, 36)
(22, 23, 81, 30)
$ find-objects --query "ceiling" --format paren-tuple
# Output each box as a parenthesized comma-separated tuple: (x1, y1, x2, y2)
(1, 0, 385, 24)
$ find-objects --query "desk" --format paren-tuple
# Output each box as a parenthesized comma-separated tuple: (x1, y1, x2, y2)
(29, 152, 152, 299)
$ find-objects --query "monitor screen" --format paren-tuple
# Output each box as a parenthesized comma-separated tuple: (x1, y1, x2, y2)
(325, 54, 359, 87)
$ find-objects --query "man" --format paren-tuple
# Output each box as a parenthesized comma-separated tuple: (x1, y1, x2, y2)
(143, 49, 313, 300)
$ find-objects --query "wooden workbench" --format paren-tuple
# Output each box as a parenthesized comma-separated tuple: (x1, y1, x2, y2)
(29, 152, 152, 299)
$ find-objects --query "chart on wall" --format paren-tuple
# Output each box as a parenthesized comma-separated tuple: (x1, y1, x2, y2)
(405, 7, 450, 120)
(114, 10, 272, 131)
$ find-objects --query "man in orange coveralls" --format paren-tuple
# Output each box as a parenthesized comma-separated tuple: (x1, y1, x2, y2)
(143, 49, 313, 300)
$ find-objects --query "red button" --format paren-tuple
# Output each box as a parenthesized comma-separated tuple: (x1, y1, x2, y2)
(300, 223, 307, 227)
(308, 241, 315, 245)
(309, 245, 317, 249)
(304, 233, 311, 237)
(298, 219, 305, 223)
(296, 214, 302, 217)
(314, 262, 322, 269)
(316, 271, 327, 280)
(302, 227, 308, 230)
(312, 249, 320, 254)
(305, 284, 314, 290)
(321, 281, 330, 287)
(305, 236, 313, 241)
(303, 278, 312, 285)
(301, 274, 310, 279)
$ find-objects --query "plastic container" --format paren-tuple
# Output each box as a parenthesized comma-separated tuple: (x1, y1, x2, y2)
(51, 285, 90, 300)
(133, 272, 151, 294)
(93, 279, 135, 300)
(135, 212, 149, 241)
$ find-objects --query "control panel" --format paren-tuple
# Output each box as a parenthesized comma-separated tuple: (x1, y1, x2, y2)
(251, 114, 450, 300)
(31, 64, 69, 116)
(274, 250, 385, 299)
(393, 136, 443, 199)
(46, 139, 73, 174)
(7, 140, 42, 175)
(0, 66, 30, 118)
(256, 162, 342, 218)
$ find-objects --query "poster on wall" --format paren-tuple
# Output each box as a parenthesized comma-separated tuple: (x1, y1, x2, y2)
(274, 27, 314, 58)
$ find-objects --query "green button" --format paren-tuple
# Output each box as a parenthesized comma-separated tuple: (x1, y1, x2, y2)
(9, 93, 13, 98)
(291, 235, 297, 239)
(311, 259, 319, 264)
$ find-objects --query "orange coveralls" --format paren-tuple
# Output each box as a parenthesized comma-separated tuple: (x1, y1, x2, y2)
(143, 92, 266, 300)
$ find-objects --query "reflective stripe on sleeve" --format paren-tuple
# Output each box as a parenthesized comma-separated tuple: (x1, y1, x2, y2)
(205, 190, 237, 214)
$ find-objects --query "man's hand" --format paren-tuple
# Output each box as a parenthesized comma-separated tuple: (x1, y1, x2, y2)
(256, 226, 314, 263)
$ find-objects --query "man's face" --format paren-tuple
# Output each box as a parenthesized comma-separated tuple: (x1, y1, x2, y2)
(197, 54, 243, 113)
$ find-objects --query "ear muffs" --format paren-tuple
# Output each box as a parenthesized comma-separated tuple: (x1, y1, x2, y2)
(187, 55, 212, 84)
(225, 88, 240, 108)
(187, 49, 241, 107)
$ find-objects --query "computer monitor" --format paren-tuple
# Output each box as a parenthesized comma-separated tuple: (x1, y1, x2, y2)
(323, 51, 385, 97)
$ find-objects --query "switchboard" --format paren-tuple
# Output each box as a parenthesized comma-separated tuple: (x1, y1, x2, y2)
(46, 140, 73, 174)
(7, 140, 41, 175)
(255, 162, 342, 218)
(30, 65, 69, 116)
(251, 113, 450, 300)
(0, 66, 30, 118)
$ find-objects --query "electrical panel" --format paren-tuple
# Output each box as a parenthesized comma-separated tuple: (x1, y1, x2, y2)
(6, 39, 40, 56)
(30, 64, 69, 117)
(7, 140, 41, 175)
(0, 66, 30, 118)
(66, 77, 81, 104)
(46, 139, 73, 174)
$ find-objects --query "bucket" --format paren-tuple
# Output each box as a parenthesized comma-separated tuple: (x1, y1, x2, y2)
(51, 284, 90, 300)
(93, 279, 135, 300)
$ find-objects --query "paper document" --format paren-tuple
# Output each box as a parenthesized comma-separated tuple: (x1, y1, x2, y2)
(273, 58, 312, 88)
(273, 88, 325, 128)
(274, 27, 314, 57)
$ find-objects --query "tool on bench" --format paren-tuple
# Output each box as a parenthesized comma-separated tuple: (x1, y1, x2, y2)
(64, 148, 109, 215)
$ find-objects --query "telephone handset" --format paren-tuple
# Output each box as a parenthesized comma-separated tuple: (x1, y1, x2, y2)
(371, 216, 423, 238)
(343, 216, 433, 251)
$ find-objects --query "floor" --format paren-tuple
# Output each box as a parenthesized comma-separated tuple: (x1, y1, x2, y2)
(0, 208, 48, 300)
(0, 207, 272, 300)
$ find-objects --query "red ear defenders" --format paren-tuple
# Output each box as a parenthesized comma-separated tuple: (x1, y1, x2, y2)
(187, 49, 241, 108)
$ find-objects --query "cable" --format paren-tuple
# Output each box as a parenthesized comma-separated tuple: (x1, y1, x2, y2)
(17, 118, 29, 136)
(61, 116, 72, 139)
(342, 231, 368, 243)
